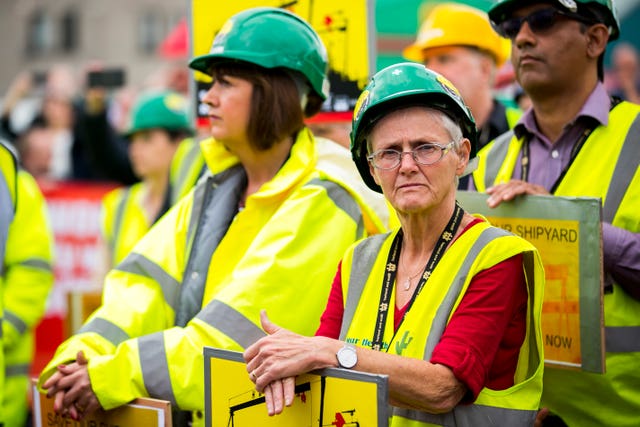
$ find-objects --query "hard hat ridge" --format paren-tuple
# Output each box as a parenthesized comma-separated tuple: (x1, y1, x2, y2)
(189, 7, 330, 100)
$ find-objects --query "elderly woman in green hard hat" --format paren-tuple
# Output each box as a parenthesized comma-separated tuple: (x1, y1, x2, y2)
(244, 62, 546, 426)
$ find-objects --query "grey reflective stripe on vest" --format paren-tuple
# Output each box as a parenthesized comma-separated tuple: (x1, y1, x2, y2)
(601, 112, 640, 353)
(172, 142, 203, 205)
(17, 257, 52, 272)
(392, 404, 536, 426)
(138, 332, 178, 407)
(606, 326, 640, 352)
(602, 112, 640, 223)
(307, 178, 365, 238)
(5, 363, 29, 378)
(0, 170, 14, 269)
(424, 227, 510, 359)
(4, 310, 27, 335)
(110, 187, 132, 254)
(339, 233, 390, 340)
(116, 253, 180, 314)
(483, 130, 514, 189)
(176, 165, 247, 327)
(185, 172, 209, 255)
(195, 300, 266, 348)
(0, 317, 3, 338)
(78, 317, 130, 346)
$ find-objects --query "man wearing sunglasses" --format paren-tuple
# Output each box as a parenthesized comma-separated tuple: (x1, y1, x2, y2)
(471, 1, 640, 426)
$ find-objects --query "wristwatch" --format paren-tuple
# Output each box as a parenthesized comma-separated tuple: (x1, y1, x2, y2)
(336, 344, 358, 369)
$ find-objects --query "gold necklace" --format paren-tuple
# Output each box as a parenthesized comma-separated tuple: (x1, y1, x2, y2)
(400, 251, 425, 291)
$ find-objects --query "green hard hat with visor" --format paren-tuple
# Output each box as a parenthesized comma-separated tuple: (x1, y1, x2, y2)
(488, 0, 620, 41)
(350, 62, 478, 193)
(189, 7, 330, 102)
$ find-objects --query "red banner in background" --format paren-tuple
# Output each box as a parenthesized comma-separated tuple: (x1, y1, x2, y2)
(33, 180, 120, 377)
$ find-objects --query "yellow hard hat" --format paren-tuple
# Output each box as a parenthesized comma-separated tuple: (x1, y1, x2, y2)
(403, 2, 511, 67)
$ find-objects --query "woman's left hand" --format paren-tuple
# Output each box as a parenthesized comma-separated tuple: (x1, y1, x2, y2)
(261, 377, 297, 416)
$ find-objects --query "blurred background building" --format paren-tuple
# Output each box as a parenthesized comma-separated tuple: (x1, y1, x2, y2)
(0, 0, 187, 88)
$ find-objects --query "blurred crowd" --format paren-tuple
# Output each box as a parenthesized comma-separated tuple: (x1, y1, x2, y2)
(0, 61, 193, 185)
(2, 44, 638, 187)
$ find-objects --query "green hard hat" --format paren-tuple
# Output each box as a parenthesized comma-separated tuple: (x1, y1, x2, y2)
(189, 7, 330, 100)
(350, 62, 477, 193)
(124, 91, 193, 138)
(488, 0, 620, 41)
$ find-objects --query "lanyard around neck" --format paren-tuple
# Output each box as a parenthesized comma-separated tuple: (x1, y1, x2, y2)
(370, 202, 464, 351)
(520, 125, 594, 193)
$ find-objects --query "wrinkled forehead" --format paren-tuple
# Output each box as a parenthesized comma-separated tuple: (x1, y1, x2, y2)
(368, 107, 455, 148)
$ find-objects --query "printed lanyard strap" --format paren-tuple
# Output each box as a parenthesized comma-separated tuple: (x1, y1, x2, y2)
(371, 202, 464, 351)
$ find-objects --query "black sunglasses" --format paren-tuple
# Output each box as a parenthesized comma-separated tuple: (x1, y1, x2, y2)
(493, 8, 596, 39)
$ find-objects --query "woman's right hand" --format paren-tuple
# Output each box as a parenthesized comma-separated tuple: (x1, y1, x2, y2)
(244, 310, 339, 414)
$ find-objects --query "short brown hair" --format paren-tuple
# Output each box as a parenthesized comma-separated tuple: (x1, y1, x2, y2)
(211, 62, 305, 151)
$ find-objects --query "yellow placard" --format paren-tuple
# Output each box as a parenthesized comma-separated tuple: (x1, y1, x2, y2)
(204, 348, 388, 426)
(457, 191, 604, 373)
(32, 382, 172, 427)
(190, 0, 374, 116)
(65, 289, 103, 338)
(487, 216, 582, 365)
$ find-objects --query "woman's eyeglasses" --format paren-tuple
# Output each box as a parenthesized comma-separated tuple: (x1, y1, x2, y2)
(492, 8, 596, 39)
(367, 142, 455, 170)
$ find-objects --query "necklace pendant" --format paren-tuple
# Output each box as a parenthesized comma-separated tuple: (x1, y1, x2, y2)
(403, 278, 411, 291)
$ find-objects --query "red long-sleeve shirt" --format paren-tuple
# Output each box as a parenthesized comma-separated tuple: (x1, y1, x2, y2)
(315, 219, 527, 401)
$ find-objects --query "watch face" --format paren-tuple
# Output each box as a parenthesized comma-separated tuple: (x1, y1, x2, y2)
(338, 345, 357, 368)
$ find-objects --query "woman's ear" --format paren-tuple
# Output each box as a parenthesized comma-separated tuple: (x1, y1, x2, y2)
(456, 139, 471, 176)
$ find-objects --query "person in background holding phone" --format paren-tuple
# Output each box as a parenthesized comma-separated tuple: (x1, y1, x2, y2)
(74, 65, 138, 185)
(1, 66, 77, 180)
(0, 65, 139, 184)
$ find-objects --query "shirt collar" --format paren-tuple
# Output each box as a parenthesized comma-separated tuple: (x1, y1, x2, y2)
(514, 82, 611, 140)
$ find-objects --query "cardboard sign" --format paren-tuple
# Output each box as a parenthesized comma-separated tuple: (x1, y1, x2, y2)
(32, 382, 172, 427)
(457, 191, 604, 373)
(204, 348, 389, 426)
(65, 290, 103, 338)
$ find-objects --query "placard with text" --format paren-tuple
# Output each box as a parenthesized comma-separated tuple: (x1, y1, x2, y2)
(32, 381, 172, 427)
(457, 191, 604, 373)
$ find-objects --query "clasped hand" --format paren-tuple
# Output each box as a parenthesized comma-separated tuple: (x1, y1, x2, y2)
(42, 350, 101, 420)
